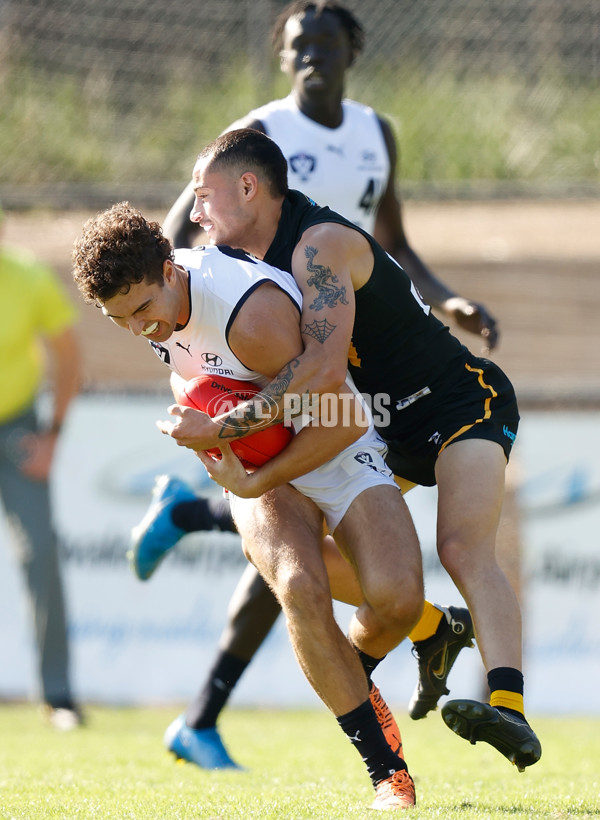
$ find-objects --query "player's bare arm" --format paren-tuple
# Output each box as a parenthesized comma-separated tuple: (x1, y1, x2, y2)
(290, 222, 372, 393)
(158, 278, 355, 444)
(198, 378, 366, 498)
(213, 222, 372, 432)
(373, 115, 499, 352)
(157, 283, 301, 448)
(160, 280, 366, 479)
(20, 325, 81, 481)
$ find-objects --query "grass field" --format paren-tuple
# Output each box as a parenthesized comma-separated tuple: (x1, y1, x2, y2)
(3, 59, 598, 191)
(0, 704, 598, 819)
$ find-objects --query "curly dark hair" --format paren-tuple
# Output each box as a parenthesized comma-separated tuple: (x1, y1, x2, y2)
(72, 202, 173, 304)
(197, 128, 289, 198)
(271, 1, 365, 61)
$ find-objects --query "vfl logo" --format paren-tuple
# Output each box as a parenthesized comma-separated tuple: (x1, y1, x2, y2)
(289, 152, 316, 181)
(354, 451, 379, 472)
(202, 352, 223, 367)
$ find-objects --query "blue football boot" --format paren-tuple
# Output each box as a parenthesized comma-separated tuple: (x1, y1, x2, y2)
(129, 475, 196, 580)
(164, 714, 243, 770)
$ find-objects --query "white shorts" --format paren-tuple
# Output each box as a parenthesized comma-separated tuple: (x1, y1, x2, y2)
(228, 429, 397, 533)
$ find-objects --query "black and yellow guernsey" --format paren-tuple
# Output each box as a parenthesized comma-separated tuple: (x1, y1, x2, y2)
(264, 194, 470, 426)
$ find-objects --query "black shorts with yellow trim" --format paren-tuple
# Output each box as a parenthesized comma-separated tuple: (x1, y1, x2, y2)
(383, 355, 519, 488)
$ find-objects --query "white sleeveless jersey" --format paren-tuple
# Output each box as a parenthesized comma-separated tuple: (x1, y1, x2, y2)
(149, 244, 301, 385)
(149, 246, 394, 531)
(241, 95, 390, 234)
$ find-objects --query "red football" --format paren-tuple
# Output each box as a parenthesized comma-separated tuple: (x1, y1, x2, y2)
(176, 374, 293, 468)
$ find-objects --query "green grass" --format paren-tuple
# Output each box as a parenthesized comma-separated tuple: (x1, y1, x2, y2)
(0, 704, 598, 818)
(2, 59, 599, 192)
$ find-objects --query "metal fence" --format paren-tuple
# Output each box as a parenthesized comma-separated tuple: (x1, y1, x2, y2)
(6, 0, 599, 85)
(1, 0, 599, 207)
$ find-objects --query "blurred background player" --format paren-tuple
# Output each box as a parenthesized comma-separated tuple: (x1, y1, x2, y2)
(132, 0, 495, 768)
(0, 203, 82, 730)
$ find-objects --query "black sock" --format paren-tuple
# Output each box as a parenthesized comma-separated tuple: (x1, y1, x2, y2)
(171, 497, 236, 533)
(46, 697, 76, 711)
(337, 699, 406, 787)
(185, 650, 249, 729)
(207, 498, 238, 533)
(353, 646, 386, 684)
(487, 666, 526, 721)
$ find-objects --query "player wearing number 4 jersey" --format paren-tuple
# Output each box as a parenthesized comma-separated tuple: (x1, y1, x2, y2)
(231, 94, 389, 235)
(166, 2, 499, 346)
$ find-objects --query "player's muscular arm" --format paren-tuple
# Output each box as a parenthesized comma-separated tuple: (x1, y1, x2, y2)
(373, 116, 456, 309)
(198, 384, 367, 498)
(210, 224, 372, 431)
(289, 223, 372, 392)
(200, 277, 367, 494)
(159, 225, 373, 447)
(373, 116, 499, 353)
(157, 284, 301, 448)
(160, 283, 365, 477)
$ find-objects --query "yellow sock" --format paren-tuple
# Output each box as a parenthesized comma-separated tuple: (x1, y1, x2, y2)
(409, 601, 444, 643)
(489, 689, 525, 717)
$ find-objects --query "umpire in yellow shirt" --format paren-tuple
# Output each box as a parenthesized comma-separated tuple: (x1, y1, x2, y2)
(0, 205, 82, 729)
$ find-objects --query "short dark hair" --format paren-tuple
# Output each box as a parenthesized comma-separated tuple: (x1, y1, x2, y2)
(72, 201, 172, 304)
(271, 1, 365, 61)
(197, 128, 289, 198)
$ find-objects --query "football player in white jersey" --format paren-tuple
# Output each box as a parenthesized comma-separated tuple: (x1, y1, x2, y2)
(131, 0, 479, 773)
(72, 201, 421, 808)
(165, 1, 499, 350)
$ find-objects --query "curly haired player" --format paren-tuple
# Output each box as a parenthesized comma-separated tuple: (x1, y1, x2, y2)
(73, 200, 428, 808)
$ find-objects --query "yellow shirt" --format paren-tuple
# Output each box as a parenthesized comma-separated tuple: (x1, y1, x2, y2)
(0, 246, 77, 422)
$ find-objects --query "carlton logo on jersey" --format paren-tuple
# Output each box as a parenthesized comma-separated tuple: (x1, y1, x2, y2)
(289, 152, 316, 181)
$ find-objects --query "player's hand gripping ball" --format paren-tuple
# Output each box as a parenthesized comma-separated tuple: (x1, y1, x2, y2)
(176, 375, 293, 469)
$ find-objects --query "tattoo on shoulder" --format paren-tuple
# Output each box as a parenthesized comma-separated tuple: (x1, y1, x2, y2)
(304, 245, 349, 311)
